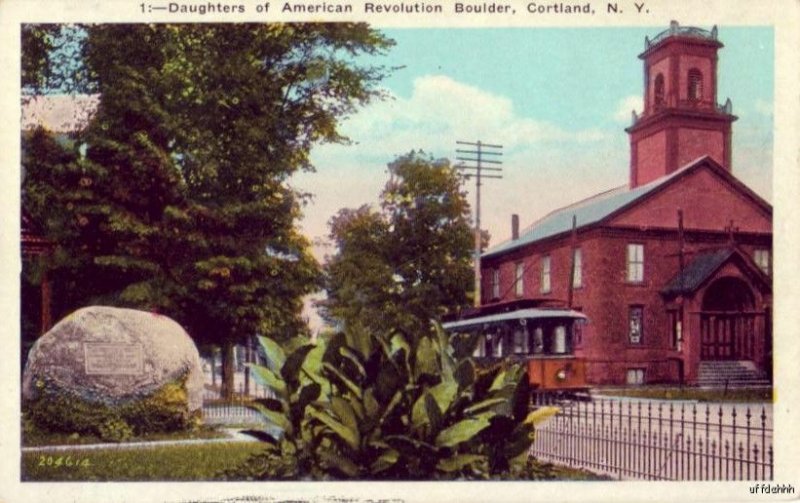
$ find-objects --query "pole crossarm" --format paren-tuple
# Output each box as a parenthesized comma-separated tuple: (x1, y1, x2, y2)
(454, 140, 503, 307)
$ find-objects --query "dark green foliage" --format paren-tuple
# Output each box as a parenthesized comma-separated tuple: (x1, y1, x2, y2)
(23, 378, 197, 440)
(225, 326, 550, 480)
(323, 151, 476, 336)
(21, 24, 394, 397)
(97, 418, 134, 443)
(22, 421, 226, 447)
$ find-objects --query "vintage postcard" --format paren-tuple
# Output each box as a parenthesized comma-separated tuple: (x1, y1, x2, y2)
(2, 0, 798, 502)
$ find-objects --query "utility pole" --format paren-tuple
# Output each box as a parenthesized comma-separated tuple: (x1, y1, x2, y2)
(455, 140, 503, 307)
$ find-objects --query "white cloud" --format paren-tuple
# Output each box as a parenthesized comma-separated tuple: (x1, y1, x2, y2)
(613, 95, 643, 124)
(337, 75, 611, 156)
(299, 75, 616, 249)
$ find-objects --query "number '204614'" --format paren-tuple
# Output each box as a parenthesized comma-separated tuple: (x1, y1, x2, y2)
(37, 455, 91, 468)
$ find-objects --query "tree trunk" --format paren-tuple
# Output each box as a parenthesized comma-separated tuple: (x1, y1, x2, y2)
(211, 352, 217, 388)
(221, 341, 236, 400)
(211, 348, 218, 388)
(244, 337, 251, 396)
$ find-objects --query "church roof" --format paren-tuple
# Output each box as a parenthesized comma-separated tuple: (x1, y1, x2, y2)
(661, 247, 771, 297)
(661, 248, 735, 296)
(483, 156, 712, 259)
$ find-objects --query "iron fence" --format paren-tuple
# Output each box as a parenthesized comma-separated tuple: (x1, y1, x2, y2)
(201, 382, 273, 427)
(530, 397, 772, 481)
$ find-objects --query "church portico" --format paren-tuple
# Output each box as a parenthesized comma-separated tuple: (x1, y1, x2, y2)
(663, 248, 771, 384)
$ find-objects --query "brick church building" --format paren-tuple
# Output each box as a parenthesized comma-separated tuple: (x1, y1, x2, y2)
(480, 22, 772, 386)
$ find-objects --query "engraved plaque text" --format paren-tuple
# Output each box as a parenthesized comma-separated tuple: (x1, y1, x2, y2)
(84, 343, 144, 375)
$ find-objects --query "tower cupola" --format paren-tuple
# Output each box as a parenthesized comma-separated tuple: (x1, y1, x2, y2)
(626, 21, 737, 188)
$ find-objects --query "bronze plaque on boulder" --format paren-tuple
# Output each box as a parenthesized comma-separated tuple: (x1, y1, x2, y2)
(84, 343, 144, 375)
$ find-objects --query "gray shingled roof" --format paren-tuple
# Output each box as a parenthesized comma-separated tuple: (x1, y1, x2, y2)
(442, 308, 586, 332)
(483, 157, 710, 259)
(661, 248, 735, 296)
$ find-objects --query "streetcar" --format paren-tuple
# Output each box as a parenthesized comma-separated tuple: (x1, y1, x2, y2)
(442, 299, 589, 396)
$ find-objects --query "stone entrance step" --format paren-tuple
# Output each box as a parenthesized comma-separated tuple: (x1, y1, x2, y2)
(697, 360, 770, 387)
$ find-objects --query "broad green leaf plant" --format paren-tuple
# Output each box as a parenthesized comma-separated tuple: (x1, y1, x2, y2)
(232, 324, 556, 480)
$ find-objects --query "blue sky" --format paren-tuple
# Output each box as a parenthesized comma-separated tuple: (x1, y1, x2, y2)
(296, 25, 774, 259)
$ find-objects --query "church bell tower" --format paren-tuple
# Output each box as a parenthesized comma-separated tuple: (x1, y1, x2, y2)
(626, 21, 737, 188)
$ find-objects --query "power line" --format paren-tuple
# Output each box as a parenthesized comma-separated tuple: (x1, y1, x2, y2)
(455, 140, 503, 307)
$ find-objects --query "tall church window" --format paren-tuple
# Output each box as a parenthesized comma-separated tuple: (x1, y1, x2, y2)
(754, 249, 770, 275)
(515, 262, 525, 296)
(629, 306, 644, 344)
(572, 248, 583, 288)
(654, 74, 665, 107)
(627, 244, 644, 283)
(688, 69, 703, 102)
(540, 255, 551, 293)
(491, 268, 500, 299)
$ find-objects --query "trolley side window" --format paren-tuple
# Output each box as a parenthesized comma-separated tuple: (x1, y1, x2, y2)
(513, 327, 529, 354)
(532, 327, 544, 354)
(490, 331, 504, 357)
(472, 333, 487, 357)
(552, 325, 567, 354)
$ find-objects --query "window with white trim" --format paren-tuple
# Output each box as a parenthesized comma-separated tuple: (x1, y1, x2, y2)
(626, 368, 645, 386)
(629, 306, 644, 344)
(754, 249, 770, 275)
(491, 268, 500, 299)
(627, 244, 644, 283)
(515, 262, 525, 297)
(572, 248, 583, 288)
(540, 255, 551, 293)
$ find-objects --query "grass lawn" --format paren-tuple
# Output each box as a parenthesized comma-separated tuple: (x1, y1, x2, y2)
(593, 386, 772, 402)
(22, 442, 267, 481)
(22, 442, 609, 481)
(22, 424, 229, 447)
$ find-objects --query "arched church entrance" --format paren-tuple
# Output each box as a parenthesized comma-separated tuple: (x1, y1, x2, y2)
(699, 276, 762, 361)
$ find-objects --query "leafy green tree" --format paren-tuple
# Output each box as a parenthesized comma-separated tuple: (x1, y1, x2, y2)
(21, 24, 394, 398)
(226, 327, 557, 479)
(323, 152, 475, 336)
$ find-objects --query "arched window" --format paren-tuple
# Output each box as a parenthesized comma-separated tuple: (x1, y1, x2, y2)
(688, 69, 703, 102)
(654, 74, 665, 107)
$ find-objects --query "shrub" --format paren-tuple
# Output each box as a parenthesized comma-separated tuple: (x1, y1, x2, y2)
(97, 418, 134, 443)
(23, 375, 196, 440)
(224, 324, 554, 480)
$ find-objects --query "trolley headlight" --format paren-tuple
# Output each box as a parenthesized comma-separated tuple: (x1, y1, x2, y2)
(556, 369, 568, 381)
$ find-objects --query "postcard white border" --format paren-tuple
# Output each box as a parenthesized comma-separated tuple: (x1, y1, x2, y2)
(2, 1, 798, 502)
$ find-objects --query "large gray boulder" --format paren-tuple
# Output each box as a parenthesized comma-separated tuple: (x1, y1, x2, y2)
(23, 306, 204, 413)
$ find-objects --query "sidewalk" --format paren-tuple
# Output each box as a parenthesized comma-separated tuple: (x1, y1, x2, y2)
(22, 429, 259, 453)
